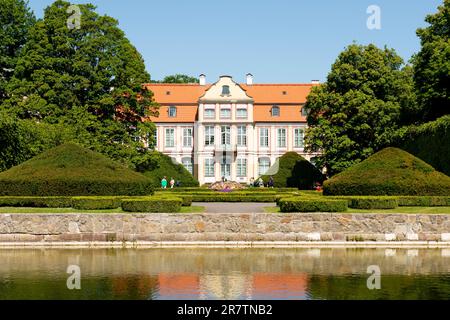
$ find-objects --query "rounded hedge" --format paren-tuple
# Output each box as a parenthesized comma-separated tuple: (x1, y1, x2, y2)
(262, 152, 324, 189)
(279, 198, 348, 212)
(0, 144, 154, 196)
(347, 197, 398, 210)
(121, 197, 182, 213)
(323, 148, 450, 196)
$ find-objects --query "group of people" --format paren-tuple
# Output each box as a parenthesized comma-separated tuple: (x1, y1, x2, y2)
(249, 176, 275, 188)
(160, 176, 181, 189)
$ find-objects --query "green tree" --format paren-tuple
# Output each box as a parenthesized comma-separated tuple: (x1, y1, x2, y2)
(305, 44, 416, 176)
(3, 0, 159, 167)
(153, 74, 199, 84)
(413, 0, 450, 121)
(0, 0, 35, 103)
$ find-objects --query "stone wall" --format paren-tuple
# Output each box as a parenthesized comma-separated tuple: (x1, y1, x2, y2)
(1, 213, 450, 243)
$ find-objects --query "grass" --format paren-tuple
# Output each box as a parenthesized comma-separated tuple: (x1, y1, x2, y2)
(0, 206, 205, 214)
(265, 206, 450, 214)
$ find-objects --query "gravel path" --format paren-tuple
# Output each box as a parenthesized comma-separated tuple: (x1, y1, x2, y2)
(193, 202, 277, 214)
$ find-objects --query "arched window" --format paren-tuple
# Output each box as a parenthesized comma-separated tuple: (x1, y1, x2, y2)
(271, 105, 280, 117)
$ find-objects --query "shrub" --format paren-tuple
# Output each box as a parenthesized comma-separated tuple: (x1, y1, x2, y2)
(346, 197, 398, 210)
(397, 196, 450, 207)
(323, 148, 450, 196)
(0, 144, 154, 196)
(0, 196, 73, 208)
(279, 198, 348, 212)
(72, 197, 122, 210)
(121, 197, 182, 213)
(262, 152, 324, 189)
(189, 194, 281, 202)
(142, 152, 199, 187)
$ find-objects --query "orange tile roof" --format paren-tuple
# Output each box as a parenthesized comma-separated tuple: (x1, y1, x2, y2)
(254, 104, 307, 122)
(148, 105, 198, 123)
(144, 83, 211, 104)
(242, 84, 314, 104)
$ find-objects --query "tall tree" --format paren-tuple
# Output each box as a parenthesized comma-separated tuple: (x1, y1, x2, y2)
(3, 0, 159, 167)
(305, 44, 416, 176)
(413, 0, 450, 122)
(153, 74, 199, 84)
(0, 0, 35, 103)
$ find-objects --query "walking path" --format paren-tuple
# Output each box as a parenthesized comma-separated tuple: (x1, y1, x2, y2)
(193, 202, 277, 214)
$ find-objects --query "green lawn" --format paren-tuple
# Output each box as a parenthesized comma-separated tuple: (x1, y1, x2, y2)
(0, 206, 205, 214)
(265, 206, 450, 214)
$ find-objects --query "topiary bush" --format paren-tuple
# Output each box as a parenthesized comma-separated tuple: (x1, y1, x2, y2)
(279, 198, 348, 212)
(262, 152, 324, 189)
(0, 196, 73, 208)
(72, 197, 122, 210)
(397, 196, 450, 207)
(121, 197, 182, 213)
(323, 148, 450, 196)
(346, 197, 399, 210)
(0, 144, 154, 196)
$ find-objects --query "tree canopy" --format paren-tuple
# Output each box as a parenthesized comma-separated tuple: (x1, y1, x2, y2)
(413, 0, 450, 122)
(305, 44, 416, 176)
(1, 0, 159, 168)
(153, 74, 199, 84)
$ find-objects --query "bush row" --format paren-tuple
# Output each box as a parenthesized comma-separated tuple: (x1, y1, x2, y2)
(121, 197, 182, 213)
(159, 188, 300, 193)
(189, 194, 281, 203)
(279, 198, 348, 213)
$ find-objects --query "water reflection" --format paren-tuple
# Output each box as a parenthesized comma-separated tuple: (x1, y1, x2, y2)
(0, 248, 449, 300)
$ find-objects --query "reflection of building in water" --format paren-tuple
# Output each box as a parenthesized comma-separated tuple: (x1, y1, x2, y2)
(158, 274, 200, 299)
(199, 274, 253, 300)
(251, 273, 308, 300)
(111, 275, 159, 299)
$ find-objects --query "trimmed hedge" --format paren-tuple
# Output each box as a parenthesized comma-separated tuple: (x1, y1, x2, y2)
(346, 197, 399, 210)
(324, 148, 450, 196)
(397, 196, 450, 207)
(0, 144, 154, 196)
(189, 194, 281, 203)
(0, 196, 73, 208)
(279, 198, 348, 212)
(72, 197, 122, 210)
(121, 197, 182, 213)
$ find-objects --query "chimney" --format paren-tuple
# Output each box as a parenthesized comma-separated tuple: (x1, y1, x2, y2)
(246, 73, 253, 85)
(311, 80, 320, 84)
(199, 74, 206, 86)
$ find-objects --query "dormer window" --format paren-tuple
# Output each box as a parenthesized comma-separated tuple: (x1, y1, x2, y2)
(168, 106, 177, 117)
(221, 85, 231, 96)
(271, 105, 280, 117)
(301, 106, 308, 117)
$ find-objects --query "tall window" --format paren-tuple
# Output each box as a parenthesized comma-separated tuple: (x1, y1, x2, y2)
(237, 159, 247, 177)
(294, 128, 305, 148)
(168, 106, 177, 117)
(204, 159, 215, 177)
(204, 126, 215, 146)
(165, 128, 175, 147)
(182, 157, 193, 175)
(271, 105, 280, 117)
(221, 126, 231, 145)
(183, 128, 193, 147)
(277, 128, 286, 147)
(236, 108, 248, 119)
(221, 85, 230, 95)
(260, 128, 269, 147)
(237, 126, 247, 147)
(259, 158, 270, 176)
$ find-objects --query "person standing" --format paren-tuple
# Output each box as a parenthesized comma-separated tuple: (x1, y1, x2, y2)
(268, 176, 274, 188)
(161, 176, 168, 189)
(170, 177, 175, 189)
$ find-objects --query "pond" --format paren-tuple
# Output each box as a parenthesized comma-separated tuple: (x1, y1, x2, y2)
(0, 248, 449, 300)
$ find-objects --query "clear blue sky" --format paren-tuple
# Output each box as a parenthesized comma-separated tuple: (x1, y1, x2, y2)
(28, 0, 442, 83)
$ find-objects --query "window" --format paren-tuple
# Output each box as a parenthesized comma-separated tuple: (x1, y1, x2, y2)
(221, 126, 231, 145)
(204, 159, 215, 177)
(301, 106, 308, 117)
(259, 158, 270, 176)
(294, 128, 305, 148)
(277, 128, 286, 148)
(168, 106, 177, 117)
(237, 159, 247, 177)
(260, 128, 269, 147)
(165, 128, 175, 147)
(236, 108, 248, 119)
(221, 85, 230, 95)
(204, 108, 215, 119)
(204, 126, 215, 146)
(271, 105, 280, 117)
(183, 128, 193, 147)
(220, 107, 231, 119)
(237, 126, 247, 147)
(182, 157, 193, 175)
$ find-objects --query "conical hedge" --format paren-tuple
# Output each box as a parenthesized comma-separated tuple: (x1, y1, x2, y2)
(0, 143, 153, 196)
(323, 148, 450, 196)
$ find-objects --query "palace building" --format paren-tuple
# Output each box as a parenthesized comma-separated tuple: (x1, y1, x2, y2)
(146, 74, 320, 185)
